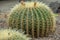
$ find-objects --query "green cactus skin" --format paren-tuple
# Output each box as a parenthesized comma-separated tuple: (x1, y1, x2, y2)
(8, 2, 56, 38)
(0, 29, 29, 40)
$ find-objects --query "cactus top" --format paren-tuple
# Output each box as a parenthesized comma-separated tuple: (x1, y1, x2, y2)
(0, 29, 29, 40)
(11, 2, 52, 12)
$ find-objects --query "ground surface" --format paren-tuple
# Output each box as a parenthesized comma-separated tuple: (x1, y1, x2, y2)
(0, 1, 60, 40)
(0, 1, 18, 13)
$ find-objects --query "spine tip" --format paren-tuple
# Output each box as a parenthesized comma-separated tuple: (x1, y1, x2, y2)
(34, 2, 37, 7)
(21, 1, 25, 6)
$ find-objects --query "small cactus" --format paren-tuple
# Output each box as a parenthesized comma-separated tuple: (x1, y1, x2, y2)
(0, 29, 30, 40)
(8, 2, 56, 38)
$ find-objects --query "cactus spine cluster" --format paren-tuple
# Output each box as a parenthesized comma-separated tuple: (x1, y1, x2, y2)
(0, 29, 29, 40)
(8, 1, 56, 38)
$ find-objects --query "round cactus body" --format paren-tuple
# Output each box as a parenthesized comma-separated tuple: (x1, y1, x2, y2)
(0, 29, 29, 40)
(8, 2, 56, 38)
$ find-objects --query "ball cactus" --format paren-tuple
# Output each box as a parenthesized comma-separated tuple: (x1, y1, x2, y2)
(8, 1, 56, 38)
(0, 29, 30, 40)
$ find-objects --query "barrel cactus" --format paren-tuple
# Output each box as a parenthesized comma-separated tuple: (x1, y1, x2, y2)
(0, 29, 29, 40)
(8, 1, 56, 38)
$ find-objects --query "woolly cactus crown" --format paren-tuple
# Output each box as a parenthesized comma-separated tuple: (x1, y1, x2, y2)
(11, 2, 53, 12)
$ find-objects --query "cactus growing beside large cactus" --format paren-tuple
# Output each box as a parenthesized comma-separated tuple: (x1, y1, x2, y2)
(8, 1, 56, 38)
(0, 29, 29, 40)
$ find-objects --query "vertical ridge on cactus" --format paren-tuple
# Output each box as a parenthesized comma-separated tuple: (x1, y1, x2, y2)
(8, 2, 56, 38)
